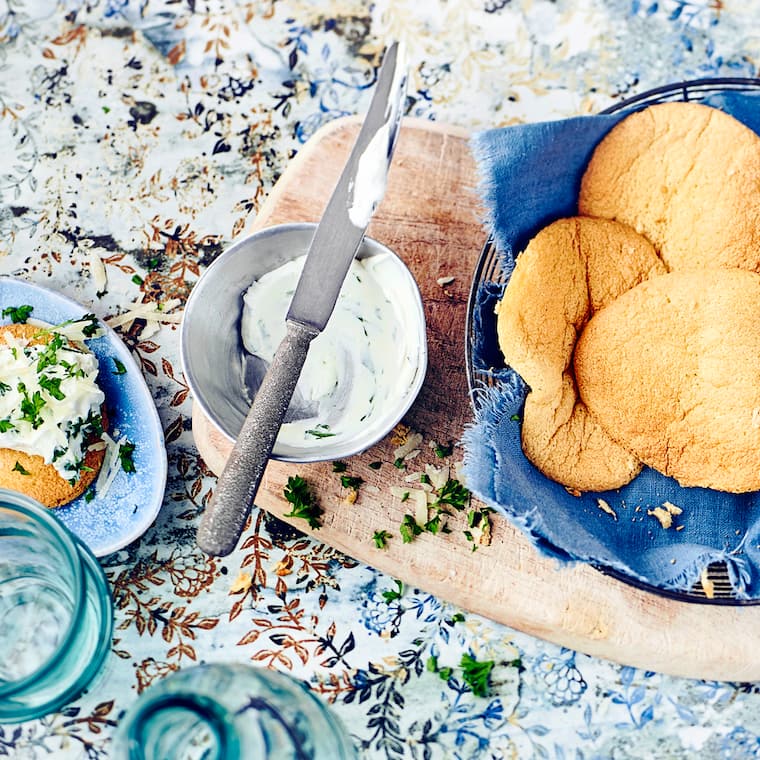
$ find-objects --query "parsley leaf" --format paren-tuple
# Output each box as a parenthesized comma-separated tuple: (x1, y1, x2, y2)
(372, 529, 391, 549)
(13, 461, 31, 476)
(17, 382, 46, 429)
(399, 513, 422, 543)
(0, 381, 10, 395)
(460, 653, 495, 698)
(340, 475, 363, 490)
(434, 441, 454, 458)
(118, 440, 136, 473)
(332, 461, 347, 473)
(2, 305, 33, 323)
(0, 418, 14, 433)
(112, 358, 127, 375)
(283, 475, 322, 529)
(39, 375, 65, 401)
(435, 479, 470, 511)
(381, 579, 403, 602)
(305, 424, 335, 439)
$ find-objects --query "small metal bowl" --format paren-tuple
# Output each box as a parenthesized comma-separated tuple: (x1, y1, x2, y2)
(181, 222, 427, 462)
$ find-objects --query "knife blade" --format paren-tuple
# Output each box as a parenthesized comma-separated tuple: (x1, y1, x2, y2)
(197, 41, 407, 557)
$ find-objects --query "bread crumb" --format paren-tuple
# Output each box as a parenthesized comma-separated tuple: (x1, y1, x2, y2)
(597, 498, 617, 521)
(229, 570, 252, 594)
(647, 506, 673, 529)
(662, 501, 682, 516)
(437, 276, 455, 287)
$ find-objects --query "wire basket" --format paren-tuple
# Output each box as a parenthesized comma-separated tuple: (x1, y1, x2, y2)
(466, 78, 760, 604)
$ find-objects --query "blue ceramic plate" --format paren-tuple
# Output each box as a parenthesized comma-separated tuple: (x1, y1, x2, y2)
(0, 277, 167, 556)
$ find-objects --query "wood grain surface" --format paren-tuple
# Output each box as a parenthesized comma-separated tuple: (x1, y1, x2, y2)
(192, 116, 760, 682)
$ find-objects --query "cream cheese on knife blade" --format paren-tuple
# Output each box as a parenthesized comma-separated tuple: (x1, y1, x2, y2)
(241, 253, 418, 447)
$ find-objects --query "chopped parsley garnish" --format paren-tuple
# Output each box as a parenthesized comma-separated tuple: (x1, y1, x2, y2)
(118, 440, 136, 473)
(400, 513, 423, 543)
(17, 382, 46, 429)
(332, 461, 347, 473)
(393, 457, 406, 469)
(434, 441, 454, 458)
(283, 475, 322, 529)
(426, 655, 453, 682)
(2, 305, 33, 323)
(450, 612, 465, 624)
(39, 375, 65, 400)
(368, 461, 382, 470)
(35, 333, 65, 373)
(381, 579, 403, 602)
(510, 413, 520, 422)
(132, 274, 144, 286)
(434, 479, 470, 511)
(0, 381, 10, 395)
(460, 653, 495, 698)
(112, 358, 127, 375)
(79, 314, 99, 338)
(305, 424, 335, 439)
(84, 488, 96, 503)
(13, 461, 31, 476)
(372, 529, 392, 549)
(340, 475, 363, 490)
(0, 418, 14, 433)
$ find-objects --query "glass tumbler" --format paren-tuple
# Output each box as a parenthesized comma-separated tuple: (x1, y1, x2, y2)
(113, 662, 357, 760)
(0, 489, 113, 723)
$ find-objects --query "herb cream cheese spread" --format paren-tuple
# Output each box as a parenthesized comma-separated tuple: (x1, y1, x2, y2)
(0, 322, 105, 481)
(241, 253, 419, 447)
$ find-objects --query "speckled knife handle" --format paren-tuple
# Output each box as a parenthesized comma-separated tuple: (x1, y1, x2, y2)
(197, 319, 319, 556)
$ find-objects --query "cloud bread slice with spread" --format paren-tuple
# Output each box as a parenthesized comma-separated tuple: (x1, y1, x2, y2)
(495, 217, 666, 491)
(578, 101, 760, 273)
(575, 268, 760, 493)
(0, 322, 107, 507)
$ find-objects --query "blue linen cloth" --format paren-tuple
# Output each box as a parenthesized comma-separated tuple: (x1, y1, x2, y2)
(462, 91, 760, 599)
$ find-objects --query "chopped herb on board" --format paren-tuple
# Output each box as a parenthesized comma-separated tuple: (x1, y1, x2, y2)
(399, 513, 422, 543)
(283, 475, 322, 529)
(13, 461, 31, 475)
(433, 441, 454, 458)
(372, 529, 392, 549)
(368, 461, 382, 470)
(340, 475, 363, 490)
(332, 461, 347, 473)
(2, 305, 33, 323)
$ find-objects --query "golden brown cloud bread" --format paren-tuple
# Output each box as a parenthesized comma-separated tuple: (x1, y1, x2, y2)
(575, 269, 760, 492)
(496, 217, 665, 491)
(0, 323, 106, 507)
(578, 102, 760, 273)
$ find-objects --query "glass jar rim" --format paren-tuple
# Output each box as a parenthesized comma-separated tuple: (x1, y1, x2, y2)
(0, 488, 86, 695)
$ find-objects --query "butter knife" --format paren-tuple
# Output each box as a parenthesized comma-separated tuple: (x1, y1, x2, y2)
(197, 41, 407, 556)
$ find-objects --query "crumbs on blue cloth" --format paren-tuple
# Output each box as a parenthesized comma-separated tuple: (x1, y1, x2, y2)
(461, 90, 760, 599)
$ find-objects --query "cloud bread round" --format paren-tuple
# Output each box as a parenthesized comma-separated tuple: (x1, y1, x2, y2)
(0, 323, 106, 507)
(496, 217, 665, 491)
(575, 268, 760, 492)
(578, 102, 760, 273)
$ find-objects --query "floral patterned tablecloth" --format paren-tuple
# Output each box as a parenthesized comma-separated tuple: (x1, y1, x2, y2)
(2, 1, 760, 758)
